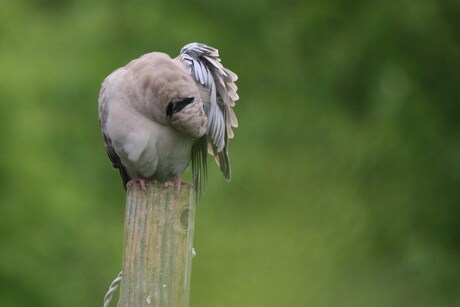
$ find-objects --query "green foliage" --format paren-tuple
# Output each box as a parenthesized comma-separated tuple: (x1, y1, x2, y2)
(1, 0, 459, 306)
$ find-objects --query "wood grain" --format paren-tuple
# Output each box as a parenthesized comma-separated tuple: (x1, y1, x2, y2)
(118, 182, 196, 307)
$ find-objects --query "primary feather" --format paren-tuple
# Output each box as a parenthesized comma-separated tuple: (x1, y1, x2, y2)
(178, 43, 239, 181)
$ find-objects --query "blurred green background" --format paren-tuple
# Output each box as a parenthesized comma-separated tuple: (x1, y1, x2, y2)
(1, 0, 459, 306)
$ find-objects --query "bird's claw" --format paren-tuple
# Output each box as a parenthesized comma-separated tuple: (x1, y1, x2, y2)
(163, 177, 193, 197)
(127, 179, 150, 193)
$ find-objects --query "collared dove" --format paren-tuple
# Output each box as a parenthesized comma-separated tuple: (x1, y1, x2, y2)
(98, 43, 239, 193)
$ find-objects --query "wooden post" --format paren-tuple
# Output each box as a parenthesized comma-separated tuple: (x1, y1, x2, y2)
(118, 182, 196, 307)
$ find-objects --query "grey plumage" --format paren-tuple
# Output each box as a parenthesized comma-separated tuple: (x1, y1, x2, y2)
(98, 43, 239, 193)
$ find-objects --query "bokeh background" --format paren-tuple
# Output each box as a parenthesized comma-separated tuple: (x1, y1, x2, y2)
(1, 0, 460, 306)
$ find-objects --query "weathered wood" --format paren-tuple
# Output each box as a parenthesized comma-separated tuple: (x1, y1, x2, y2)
(118, 182, 196, 307)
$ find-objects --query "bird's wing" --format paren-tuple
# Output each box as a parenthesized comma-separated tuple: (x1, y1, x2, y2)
(98, 73, 131, 189)
(178, 43, 239, 182)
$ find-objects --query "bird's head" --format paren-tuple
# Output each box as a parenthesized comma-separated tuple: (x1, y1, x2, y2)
(166, 96, 207, 139)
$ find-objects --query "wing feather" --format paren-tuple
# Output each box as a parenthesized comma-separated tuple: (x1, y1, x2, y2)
(98, 77, 131, 189)
(177, 43, 238, 184)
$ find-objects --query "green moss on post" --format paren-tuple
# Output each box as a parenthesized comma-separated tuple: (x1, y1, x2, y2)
(118, 182, 196, 307)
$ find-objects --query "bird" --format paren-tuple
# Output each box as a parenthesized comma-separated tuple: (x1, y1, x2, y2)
(98, 43, 239, 194)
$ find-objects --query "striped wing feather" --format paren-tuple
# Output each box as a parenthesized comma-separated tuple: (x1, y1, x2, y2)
(178, 43, 239, 193)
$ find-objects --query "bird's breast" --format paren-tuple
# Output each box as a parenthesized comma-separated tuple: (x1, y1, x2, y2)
(112, 118, 194, 182)
(151, 125, 195, 181)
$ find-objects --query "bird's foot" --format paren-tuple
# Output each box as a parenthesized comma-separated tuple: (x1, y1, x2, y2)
(127, 178, 156, 192)
(139, 179, 146, 191)
(172, 176, 182, 196)
(164, 177, 192, 197)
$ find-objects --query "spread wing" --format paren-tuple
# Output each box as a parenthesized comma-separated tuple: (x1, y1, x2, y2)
(98, 75, 130, 189)
(178, 43, 239, 191)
